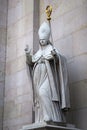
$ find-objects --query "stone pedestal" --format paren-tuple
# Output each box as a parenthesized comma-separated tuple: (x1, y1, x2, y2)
(20, 122, 81, 130)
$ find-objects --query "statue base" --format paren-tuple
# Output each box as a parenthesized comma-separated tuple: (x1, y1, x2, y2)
(19, 122, 81, 130)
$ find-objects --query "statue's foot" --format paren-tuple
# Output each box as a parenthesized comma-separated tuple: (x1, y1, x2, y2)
(43, 115, 51, 122)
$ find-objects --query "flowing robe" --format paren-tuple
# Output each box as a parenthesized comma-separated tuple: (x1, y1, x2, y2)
(26, 44, 70, 123)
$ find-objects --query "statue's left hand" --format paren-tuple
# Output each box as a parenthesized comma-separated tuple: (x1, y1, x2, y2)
(51, 49, 57, 56)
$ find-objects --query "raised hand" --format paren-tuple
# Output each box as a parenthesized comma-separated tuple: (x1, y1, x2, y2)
(25, 44, 32, 53)
(25, 45, 33, 65)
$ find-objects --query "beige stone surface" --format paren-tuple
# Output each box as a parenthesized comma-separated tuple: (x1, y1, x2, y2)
(7, 43, 17, 61)
(15, 94, 32, 105)
(4, 1, 33, 129)
(54, 34, 73, 59)
(40, 0, 83, 23)
(4, 88, 17, 102)
(0, 28, 6, 61)
(17, 84, 32, 96)
(8, 0, 21, 9)
(53, 0, 83, 19)
(3, 114, 32, 127)
(68, 54, 87, 83)
(6, 31, 33, 61)
(5, 74, 17, 91)
(21, 101, 32, 115)
(3, 125, 22, 130)
(63, 4, 87, 36)
(4, 101, 17, 120)
(6, 55, 26, 75)
(70, 79, 87, 109)
(0, 0, 7, 129)
(0, 28, 6, 44)
(0, 0, 7, 14)
(0, 71, 5, 82)
(51, 16, 64, 41)
(73, 28, 87, 56)
(5, 68, 32, 92)
(0, 102, 3, 111)
(72, 108, 87, 130)
(16, 32, 33, 57)
(8, 0, 33, 26)
(0, 82, 4, 99)
(0, 13, 7, 27)
(7, 14, 33, 41)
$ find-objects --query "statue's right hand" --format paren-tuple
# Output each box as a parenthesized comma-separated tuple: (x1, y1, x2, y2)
(25, 45, 32, 55)
(25, 45, 33, 65)
(25, 44, 29, 51)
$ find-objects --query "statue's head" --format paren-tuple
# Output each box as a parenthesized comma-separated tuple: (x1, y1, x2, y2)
(38, 22, 51, 46)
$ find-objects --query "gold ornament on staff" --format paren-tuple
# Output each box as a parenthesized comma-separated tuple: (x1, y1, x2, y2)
(45, 5, 52, 21)
(45, 5, 54, 45)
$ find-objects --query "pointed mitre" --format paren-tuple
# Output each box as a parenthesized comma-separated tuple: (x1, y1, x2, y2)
(38, 22, 51, 40)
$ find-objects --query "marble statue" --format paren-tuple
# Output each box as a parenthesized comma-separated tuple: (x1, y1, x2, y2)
(25, 22, 70, 123)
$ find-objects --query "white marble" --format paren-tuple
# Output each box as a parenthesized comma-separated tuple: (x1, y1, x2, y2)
(25, 22, 70, 123)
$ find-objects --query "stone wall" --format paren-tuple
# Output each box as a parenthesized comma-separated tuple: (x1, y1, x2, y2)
(3, 0, 34, 130)
(40, 0, 87, 130)
(1, 0, 87, 130)
(0, 0, 7, 129)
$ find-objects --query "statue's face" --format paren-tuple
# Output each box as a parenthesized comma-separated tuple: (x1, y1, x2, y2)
(40, 39, 48, 46)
